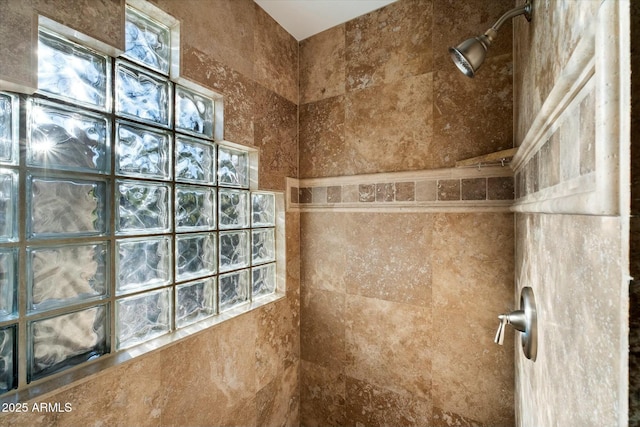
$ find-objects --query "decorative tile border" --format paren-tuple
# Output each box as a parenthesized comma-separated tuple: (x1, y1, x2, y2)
(287, 165, 514, 213)
(511, 0, 628, 216)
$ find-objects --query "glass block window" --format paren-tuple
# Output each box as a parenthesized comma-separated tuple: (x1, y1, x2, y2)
(123, 5, 171, 74)
(27, 99, 111, 173)
(28, 305, 108, 382)
(37, 29, 110, 111)
(0, 92, 19, 166)
(0, 5, 281, 397)
(0, 326, 16, 393)
(0, 170, 18, 243)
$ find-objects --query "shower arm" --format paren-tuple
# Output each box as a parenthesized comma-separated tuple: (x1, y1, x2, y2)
(484, 1, 532, 42)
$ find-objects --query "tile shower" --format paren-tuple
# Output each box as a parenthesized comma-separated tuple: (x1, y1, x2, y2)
(297, 1, 515, 425)
(0, 0, 632, 427)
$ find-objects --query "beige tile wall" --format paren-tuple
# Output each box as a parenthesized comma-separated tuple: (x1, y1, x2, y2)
(513, 0, 629, 425)
(0, 1, 300, 426)
(298, 0, 516, 425)
(630, 1, 640, 424)
(299, 0, 514, 178)
(300, 212, 515, 426)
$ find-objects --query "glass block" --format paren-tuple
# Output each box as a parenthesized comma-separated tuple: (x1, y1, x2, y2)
(0, 92, 19, 166)
(116, 288, 171, 349)
(124, 6, 170, 75)
(176, 232, 216, 281)
(0, 325, 17, 393)
(38, 29, 110, 111)
(115, 60, 171, 127)
(28, 242, 109, 313)
(117, 180, 171, 235)
(252, 192, 276, 227)
(175, 185, 216, 231)
(252, 228, 275, 265)
(29, 305, 108, 382)
(0, 249, 17, 319)
(176, 278, 216, 328)
(219, 270, 249, 312)
(175, 136, 215, 184)
(219, 230, 249, 273)
(218, 146, 249, 188)
(219, 189, 250, 229)
(28, 176, 108, 239)
(0, 169, 17, 242)
(116, 121, 171, 180)
(28, 99, 110, 173)
(175, 85, 214, 139)
(116, 236, 171, 295)
(252, 263, 276, 299)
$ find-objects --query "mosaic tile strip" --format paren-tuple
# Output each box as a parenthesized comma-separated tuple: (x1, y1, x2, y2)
(514, 88, 595, 201)
(287, 166, 514, 212)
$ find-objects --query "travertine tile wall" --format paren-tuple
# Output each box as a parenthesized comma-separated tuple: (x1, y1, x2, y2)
(630, 1, 640, 423)
(298, 1, 516, 426)
(0, 1, 300, 426)
(299, 0, 514, 177)
(300, 213, 514, 427)
(513, 1, 629, 426)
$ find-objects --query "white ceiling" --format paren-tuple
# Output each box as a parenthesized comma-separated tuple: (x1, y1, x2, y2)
(254, 0, 398, 41)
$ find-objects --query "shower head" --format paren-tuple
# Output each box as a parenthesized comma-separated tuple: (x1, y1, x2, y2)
(449, 0, 532, 78)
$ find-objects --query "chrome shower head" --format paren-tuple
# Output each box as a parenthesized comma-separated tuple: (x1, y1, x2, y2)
(449, 33, 493, 78)
(449, 0, 532, 78)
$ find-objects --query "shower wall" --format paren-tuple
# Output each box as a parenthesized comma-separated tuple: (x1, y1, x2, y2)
(513, 0, 629, 426)
(298, 1, 516, 425)
(0, 1, 300, 426)
(630, 1, 640, 423)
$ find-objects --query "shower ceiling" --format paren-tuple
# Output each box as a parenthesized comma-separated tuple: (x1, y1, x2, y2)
(254, 0, 398, 41)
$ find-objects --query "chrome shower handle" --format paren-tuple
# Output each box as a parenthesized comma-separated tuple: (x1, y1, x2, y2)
(493, 287, 538, 361)
(494, 314, 507, 345)
(494, 310, 526, 345)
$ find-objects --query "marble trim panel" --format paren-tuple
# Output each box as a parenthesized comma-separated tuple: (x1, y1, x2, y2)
(287, 166, 514, 213)
(511, 0, 630, 216)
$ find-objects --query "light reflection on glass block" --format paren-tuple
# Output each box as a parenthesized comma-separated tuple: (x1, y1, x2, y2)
(175, 86, 214, 139)
(218, 146, 248, 188)
(175, 136, 215, 184)
(117, 180, 170, 234)
(28, 176, 107, 239)
(116, 121, 171, 180)
(116, 236, 171, 295)
(29, 305, 108, 382)
(0, 170, 17, 242)
(252, 192, 276, 227)
(219, 230, 249, 273)
(252, 263, 276, 299)
(28, 99, 110, 173)
(28, 243, 108, 313)
(124, 6, 170, 75)
(219, 189, 249, 230)
(252, 228, 275, 265)
(115, 61, 171, 127)
(0, 325, 16, 393)
(38, 30, 109, 110)
(116, 288, 171, 349)
(176, 233, 216, 281)
(0, 92, 19, 166)
(219, 270, 249, 312)
(0, 249, 17, 319)
(176, 278, 215, 328)
(175, 185, 216, 231)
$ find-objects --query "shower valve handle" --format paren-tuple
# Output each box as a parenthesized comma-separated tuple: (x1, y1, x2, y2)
(493, 287, 538, 361)
(494, 310, 526, 345)
(494, 314, 508, 345)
